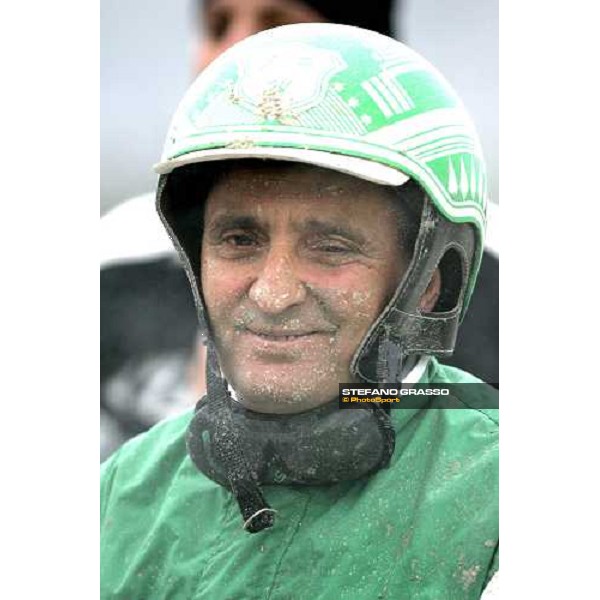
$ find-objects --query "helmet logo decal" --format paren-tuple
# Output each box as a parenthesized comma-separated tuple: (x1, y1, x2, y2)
(233, 43, 347, 120)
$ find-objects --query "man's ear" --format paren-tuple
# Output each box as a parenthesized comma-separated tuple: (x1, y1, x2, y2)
(419, 268, 441, 313)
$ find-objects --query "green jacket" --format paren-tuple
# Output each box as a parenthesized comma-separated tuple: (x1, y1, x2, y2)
(101, 359, 498, 599)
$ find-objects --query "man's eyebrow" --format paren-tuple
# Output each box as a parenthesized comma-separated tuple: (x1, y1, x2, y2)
(296, 219, 368, 246)
(206, 214, 262, 232)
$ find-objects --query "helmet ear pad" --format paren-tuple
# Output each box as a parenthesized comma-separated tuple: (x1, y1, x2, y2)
(352, 194, 477, 383)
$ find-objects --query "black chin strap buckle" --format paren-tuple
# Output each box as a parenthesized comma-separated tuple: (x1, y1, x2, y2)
(243, 508, 278, 533)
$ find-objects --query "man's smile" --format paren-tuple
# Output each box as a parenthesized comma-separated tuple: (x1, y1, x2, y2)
(241, 328, 333, 356)
(247, 329, 320, 341)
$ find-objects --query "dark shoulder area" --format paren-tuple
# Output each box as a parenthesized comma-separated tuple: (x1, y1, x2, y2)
(101, 257, 198, 382)
(101, 409, 193, 469)
(443, 250, 498, 388)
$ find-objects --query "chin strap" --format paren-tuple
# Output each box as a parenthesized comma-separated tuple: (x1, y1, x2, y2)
(202, 342, 275, 533)
(377, 325, 404, 384)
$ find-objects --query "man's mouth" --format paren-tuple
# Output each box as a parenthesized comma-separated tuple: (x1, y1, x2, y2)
(245, 328, 321, 342)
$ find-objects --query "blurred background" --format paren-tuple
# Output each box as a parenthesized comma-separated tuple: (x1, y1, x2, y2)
(101, 0, 498, 215)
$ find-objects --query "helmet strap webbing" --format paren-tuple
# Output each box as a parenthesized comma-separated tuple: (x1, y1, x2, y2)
(376, 325, 404, 385)
(202, 341, 275, 533)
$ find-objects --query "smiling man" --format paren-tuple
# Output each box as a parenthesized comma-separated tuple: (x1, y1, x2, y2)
(201, 163, 434, 413)
(101, 24, 498, 599)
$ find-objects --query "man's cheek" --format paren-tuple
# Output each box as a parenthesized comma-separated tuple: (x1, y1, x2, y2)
(310, 285, 379, 321)
(203, 264, 247, 311)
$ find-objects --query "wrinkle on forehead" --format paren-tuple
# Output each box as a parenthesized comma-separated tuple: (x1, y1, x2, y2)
(205, 163, 400, 230)
(209, 161, 395, 201)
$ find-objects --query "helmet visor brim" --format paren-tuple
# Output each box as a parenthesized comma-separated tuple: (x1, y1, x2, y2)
(154, 147, 410, 187)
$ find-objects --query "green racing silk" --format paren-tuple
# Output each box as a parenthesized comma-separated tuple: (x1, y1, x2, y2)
(101, 358, 498, 599)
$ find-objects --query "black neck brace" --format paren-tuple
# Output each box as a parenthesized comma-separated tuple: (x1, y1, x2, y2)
(186, 342, 396, 533)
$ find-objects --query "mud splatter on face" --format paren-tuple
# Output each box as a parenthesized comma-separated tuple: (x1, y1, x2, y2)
(201, 162, 409, 413)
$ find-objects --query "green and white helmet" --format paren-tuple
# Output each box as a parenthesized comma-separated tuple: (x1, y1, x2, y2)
(156, 23, 488, 382)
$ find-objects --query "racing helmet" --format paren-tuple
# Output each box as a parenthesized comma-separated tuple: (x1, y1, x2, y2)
(155, 23, 488, 384)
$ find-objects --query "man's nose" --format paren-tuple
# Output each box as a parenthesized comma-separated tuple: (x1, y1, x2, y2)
(248, 246, 307, 314)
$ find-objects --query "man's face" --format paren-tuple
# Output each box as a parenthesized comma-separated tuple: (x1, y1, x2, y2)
(201, 163, 408, 414)
(197, 0, 325, 71)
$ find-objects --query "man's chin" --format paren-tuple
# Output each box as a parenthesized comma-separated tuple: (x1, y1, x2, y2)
(230, 379, 337, 415)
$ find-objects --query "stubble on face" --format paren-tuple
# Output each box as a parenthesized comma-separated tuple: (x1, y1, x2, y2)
(201, 162, 408, 413)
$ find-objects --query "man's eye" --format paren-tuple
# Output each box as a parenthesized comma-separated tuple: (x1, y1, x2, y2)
(206, 11, 230, 40)
(223, 233, 257, 247)
(320, 244, 350, 253)
(312, 240, 353, 254)
(307, 239, 359, 264)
